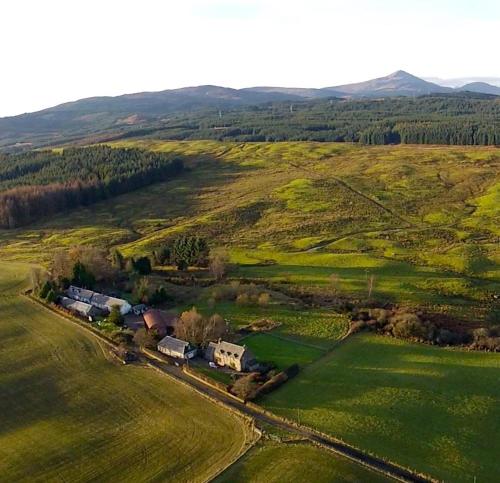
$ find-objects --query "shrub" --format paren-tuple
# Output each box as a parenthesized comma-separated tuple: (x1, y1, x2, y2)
(39, 280, 52, 299)
(46, 289, 57, 304)
(133, 328, 156, 349)
(255, 371, 288, 396)
(258, 292, 270, 306)
(230, 373, 259, 401)
(107, 305, 124, 326)
(236, 293, 250, 305)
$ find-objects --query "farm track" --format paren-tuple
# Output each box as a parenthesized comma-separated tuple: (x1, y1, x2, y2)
(24, 277, 430, 483)
(0, 264, 255, 483)
(144, 357, 432, 483)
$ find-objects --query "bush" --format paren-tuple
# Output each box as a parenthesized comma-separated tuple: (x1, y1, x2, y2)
(230, 373, 259, 401)
(284, 363, 300, 378)
(107, 305, 124, 326)
(255, 371, 288, 396)
(111, 329, 134, 345)
(46, 289, 57, 304)
(39, 281, 52, 299)
(258, 292, 270, 306)
(133, 328, 157, 349)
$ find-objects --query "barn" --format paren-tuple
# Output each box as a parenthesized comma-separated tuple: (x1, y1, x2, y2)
(143, 309, 178, 337)
(157, 336, 197, 359)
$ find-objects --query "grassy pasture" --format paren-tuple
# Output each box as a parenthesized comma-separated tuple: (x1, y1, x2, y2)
(215, 441, 390, 483)
(261, 334, 500, 482)
(241, 333, 325, 370)
(0, 141, 496, 319)
(182, 295, 349, 349)
(0, 262, 253, 482)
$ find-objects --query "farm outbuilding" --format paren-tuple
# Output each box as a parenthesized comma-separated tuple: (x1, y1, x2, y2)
(66, 286, 132, 315)
(143, 309, 178, 337)
(205, 340, 257, 372)
(59, 296, 102, 320)
(157, 336, 197, 359)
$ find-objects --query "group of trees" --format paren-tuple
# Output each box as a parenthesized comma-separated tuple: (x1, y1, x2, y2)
(153, 237, 229, 279)
(0, 146, 184, 228)
(175, 307, 228, 346)
(125, 93, 500, 146)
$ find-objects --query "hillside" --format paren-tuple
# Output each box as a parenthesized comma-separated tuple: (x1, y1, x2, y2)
(1, 141, 498, 322)
(328, 70, 452, 96)
(1, 71, 499, 150)
(0, 262, 253, 481)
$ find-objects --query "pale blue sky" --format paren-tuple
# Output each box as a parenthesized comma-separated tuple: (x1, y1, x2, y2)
(0, 0, 498, 116)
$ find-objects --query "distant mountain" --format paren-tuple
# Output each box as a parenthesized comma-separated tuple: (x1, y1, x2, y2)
(457, 82, 500, 96)
(242, 86, 345, 99)
(426, 76, 500, 88)
(0, 70, 497, 149)
(327, 70, 452, 97)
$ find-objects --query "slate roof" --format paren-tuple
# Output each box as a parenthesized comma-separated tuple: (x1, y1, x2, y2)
(214, 340, 247, 358)
(66, 285, 130, 312)
(67, 285, 94, 301)
(60, 296, 97, 316)
(157, 336, 192, 354)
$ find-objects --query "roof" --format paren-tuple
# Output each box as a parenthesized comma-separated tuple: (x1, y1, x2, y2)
(212, 340, 250, 359)
(67, 285, 94, 301)
(143, 309, 178, 331)
(60, 296, 96, 316)
(157, 336, 191, 354)
(67, 285, 130, 310)
(91, 292, 130, 310)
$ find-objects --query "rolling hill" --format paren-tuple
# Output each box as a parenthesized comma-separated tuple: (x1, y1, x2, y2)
(0, 70, 498, 150)
(327, 70, 452, 97)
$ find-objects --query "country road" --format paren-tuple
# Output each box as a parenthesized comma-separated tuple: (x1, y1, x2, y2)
(28, 290, 432, 483)
(143, 356, 433, 483)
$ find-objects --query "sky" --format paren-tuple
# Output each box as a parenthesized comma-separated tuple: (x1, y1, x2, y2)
(0, 0, 499, 117)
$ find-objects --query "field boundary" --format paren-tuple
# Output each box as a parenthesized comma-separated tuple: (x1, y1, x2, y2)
(27, 293, 434, 483)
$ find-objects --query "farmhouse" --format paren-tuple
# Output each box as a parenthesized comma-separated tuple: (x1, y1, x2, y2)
(59, 296, 102, 320)
(66, 286, 132, 315)
(205, 340, 257, 372)
(143, 309, 178, 337)
(157, 336, 197, 359)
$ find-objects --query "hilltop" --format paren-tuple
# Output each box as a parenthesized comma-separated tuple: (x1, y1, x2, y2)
(1, 71, 499, 150)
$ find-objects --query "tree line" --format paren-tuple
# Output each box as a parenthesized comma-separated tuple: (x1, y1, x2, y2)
(125, 93, 500, 146)
(0, 146, 184, 228)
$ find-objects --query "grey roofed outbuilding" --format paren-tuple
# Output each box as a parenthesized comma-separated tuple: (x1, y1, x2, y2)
(67, 286, 94, 302)
(157, 336, 191, 353)
(66, 285, 132, 315)
(157, 335, 197, 359)
(60, 297, 101, 317)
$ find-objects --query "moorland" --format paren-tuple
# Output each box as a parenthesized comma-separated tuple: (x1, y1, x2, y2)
(0, 140, 499, 482)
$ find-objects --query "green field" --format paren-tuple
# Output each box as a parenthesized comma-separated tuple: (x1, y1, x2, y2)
(0, 262, 253, 482)
(261, 334, 500, 482)
(242, 333, 325, 370)
(215, 441, 390, 483)
(0, 141, 497, 321)
(0, 140, 498, 481)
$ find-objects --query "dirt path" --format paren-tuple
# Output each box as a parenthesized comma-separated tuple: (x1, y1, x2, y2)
(144, 356, 432, 483)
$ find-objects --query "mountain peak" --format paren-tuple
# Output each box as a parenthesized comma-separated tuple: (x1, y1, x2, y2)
(390, 70, 413, 77)
(327, 71, 451, 97)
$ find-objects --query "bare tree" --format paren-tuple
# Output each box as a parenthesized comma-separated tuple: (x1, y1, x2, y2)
(29, 267, 48, 292)
(329, 273, 341, 295)
(367, 274, 376, 300)
(176, 307, 228, 346)
(209, 248, 230, 280)
(50, 249, 73, 282)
